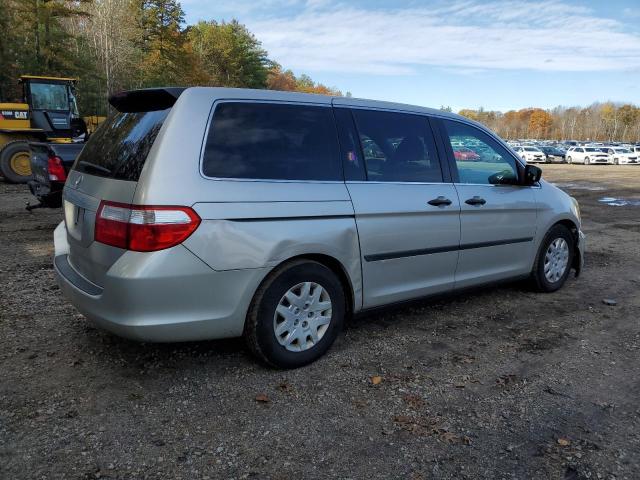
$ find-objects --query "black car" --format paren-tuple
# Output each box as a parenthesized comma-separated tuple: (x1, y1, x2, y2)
(27, 142, 83, 209)
(540, 146, 566, 163)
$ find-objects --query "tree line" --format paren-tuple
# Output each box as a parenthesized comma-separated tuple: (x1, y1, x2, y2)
(0, 0, 346, 116)
(1, 0, 637, 142)
(455, 103, 640, 143)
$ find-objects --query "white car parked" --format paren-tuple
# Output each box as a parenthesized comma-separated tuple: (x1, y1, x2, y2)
(514, 146, 546, 163)
(627, 146, 640, 158)
(605, 148, 639, 165)
(566, 147, 611, 165)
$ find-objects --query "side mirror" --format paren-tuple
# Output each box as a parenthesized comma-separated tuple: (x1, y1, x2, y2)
(524, 164, 542, 185)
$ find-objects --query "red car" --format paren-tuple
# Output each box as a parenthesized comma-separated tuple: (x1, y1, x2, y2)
(453, 147, 481, 161)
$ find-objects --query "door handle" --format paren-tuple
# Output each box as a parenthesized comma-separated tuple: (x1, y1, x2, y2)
(465, 196, 486, 206)
(427, 196, 452, 207)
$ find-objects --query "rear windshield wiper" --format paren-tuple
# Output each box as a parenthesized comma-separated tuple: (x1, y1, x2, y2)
(78, 161, 112, 175)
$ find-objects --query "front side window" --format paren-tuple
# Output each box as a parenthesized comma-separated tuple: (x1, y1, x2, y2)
(351, 109, 442, 183)
(441, 120, 518, 185)
(203, 102, 340, 181)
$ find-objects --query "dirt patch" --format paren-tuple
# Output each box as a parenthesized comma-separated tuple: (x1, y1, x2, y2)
(1, 164, 640, 479)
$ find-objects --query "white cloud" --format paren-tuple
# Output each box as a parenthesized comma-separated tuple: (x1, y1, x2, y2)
(234, 0, 640, 74)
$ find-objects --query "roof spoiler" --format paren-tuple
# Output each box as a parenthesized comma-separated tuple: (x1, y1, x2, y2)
(108, 88, 186, 113)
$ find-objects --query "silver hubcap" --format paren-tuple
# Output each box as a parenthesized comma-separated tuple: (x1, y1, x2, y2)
(544, 238, 569, 283)
(273, 282, 332, 352)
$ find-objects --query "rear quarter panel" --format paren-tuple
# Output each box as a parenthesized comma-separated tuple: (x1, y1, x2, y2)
(135, 88, 363, 311)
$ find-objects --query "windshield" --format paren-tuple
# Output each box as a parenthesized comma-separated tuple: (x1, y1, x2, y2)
(615, 149, 631, 153)
(30, 82, 69, 111)
(524, 147, 539, 151)
(585, 147, 601, 152)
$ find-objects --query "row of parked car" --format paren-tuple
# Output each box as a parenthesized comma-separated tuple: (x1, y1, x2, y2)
(506, 140, 640, 165)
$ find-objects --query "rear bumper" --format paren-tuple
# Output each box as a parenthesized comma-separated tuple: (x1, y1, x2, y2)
(53, 222, 268, 342)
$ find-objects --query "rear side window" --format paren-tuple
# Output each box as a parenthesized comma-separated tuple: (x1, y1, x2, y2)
(351, 109, 443, 183)
(73, 109, 169, 181)
(202, 102, 340, 181)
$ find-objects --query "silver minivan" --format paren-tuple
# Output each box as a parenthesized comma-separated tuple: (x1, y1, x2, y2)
(54, 87, 585, 368)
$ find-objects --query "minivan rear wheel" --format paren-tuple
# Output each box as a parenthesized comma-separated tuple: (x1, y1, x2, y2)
(245, 260, 345, 368)
(531, 224, 574, 292)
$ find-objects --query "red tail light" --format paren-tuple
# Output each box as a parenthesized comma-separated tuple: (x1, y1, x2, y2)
(95, 201, 201, 252)
(48, 155, 67, 182)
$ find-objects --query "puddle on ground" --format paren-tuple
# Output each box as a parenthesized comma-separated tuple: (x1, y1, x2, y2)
(552, 182, 606, 191)
(598, 197, 640, 207)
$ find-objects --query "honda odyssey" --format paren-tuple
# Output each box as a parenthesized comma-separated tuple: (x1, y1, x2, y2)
(54, 87, 585, 368)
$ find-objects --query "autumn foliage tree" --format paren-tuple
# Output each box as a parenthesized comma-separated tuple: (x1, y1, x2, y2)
(528, 109, 554, 138)
(459, 103, 640, 142)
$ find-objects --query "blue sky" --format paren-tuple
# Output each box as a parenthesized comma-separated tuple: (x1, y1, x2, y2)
(181, 0, 640, 111)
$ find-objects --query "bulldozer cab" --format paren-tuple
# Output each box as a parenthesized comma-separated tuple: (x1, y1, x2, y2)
(1, 75, 95, 183)
(19, 75, 86, 140)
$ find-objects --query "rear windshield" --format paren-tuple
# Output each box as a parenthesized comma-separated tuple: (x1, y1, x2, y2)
(72, 109, 169, 181)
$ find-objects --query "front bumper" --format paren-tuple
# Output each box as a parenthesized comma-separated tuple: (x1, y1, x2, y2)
(53, 222, 268, 342)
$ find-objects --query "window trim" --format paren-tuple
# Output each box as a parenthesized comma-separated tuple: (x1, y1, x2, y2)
(199, 99, 344, 183)
(333, 107, 367, 181)
(432, 117, 530, 187)
(347, 107, 450, 185)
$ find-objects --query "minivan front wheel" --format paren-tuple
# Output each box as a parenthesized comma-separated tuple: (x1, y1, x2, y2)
(531, 224, 575, 292)
(245, 260, 345, 368)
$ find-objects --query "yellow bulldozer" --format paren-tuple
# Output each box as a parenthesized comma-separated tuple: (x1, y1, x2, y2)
(0, 75, 104, 183)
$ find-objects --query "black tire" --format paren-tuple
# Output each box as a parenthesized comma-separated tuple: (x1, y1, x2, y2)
(584, 156, 590, 165)
(567, 156, 572, 164)
(531, 224, 575, 293)
(245, 260, 346, 369)
(0, 141, 32, 183)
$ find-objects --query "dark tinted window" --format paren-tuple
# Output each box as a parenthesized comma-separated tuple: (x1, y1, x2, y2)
(351, 109, 442, 183)
(441, 119, 518, 185)
(203, 102, 340, 181)
(73, 109, 169, 181)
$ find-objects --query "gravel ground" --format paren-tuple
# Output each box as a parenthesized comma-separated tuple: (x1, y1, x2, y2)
(1, 164, 639, 479)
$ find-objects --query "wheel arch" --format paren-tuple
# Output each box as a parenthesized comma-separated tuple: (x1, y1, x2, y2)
(266, 253, 357, 318)
(543, 219, 582, 277)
